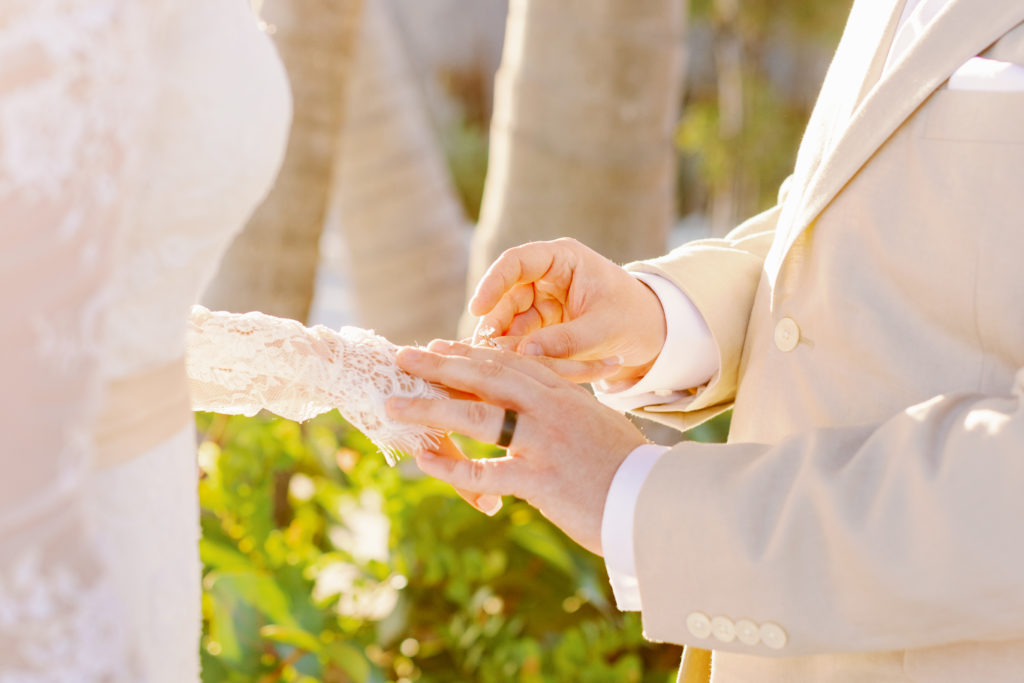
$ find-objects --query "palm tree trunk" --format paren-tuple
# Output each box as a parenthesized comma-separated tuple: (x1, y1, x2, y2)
(203, 0, 364, 322)
(313, 0, 470, 345)
(462, 0, 686, 334)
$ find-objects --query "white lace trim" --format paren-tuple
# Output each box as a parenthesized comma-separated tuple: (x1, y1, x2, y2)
(187, 306, 445, 464)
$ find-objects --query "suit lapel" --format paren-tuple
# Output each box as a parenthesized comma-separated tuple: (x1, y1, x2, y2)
(764, 0, 904, 284)
(766, 0, 1024, 289)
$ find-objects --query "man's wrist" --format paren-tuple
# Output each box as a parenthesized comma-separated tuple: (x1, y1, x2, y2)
(598, 278, 667, 385)
(594, 272, 717, 408)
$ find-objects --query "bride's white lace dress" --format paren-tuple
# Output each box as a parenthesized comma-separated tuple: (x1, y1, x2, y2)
(3, 1, 442, 681)
(1, 1, 147, 678)
(82, 2, 291, 679)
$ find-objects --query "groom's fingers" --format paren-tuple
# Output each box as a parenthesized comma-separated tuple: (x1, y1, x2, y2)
(387, 396, 509, 447)
(470, 241, 568, 318)
(506, 307, 543, 338)
(415, 450, 524, 499)
(432, 436, 503, 516)
(474, 283, 535, 339)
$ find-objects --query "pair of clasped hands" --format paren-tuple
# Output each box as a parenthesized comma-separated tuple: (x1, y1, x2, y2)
(385, 239, 669, 556)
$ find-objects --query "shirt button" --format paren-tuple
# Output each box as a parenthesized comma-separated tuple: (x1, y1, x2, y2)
(760, 622, 788, 650)
(735, 619, 760, 646)
(711, 615, 736, 643)
(686, 611, 712, 639)
(774, 317, 800, 352)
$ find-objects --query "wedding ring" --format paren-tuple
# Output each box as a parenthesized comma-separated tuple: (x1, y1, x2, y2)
(496, 408, 518, 448)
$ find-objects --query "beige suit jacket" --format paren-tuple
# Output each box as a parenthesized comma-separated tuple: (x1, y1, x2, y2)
(625, 1, 1024, 681)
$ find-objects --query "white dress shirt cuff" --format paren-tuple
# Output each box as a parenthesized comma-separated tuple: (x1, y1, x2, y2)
(602, 443, 669, 611)
(595, 272, 718, 413)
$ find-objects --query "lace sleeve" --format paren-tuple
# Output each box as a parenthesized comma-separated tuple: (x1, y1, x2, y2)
(0, 0, 141, 678)
(187, 306, 445, 464)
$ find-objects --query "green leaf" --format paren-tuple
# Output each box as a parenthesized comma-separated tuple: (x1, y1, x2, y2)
(507, 522, 575, 576)
(324, 641, 371, 683)
(258, 624, 322, 654)
(207, 569, 298, 628)
(200, 538, 251, 571)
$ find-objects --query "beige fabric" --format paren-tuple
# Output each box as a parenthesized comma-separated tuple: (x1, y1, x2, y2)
(94, 358, 191, 469)
(625, 0, 1024, 681)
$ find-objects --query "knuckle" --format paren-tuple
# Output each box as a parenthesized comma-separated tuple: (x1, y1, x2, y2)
(478, 360, 505, 379)
(553, 328, 578, 357)
(421, 351, 444, 370)
(426, 338, 450, 353)
(468, 460, 488, 486)
(465, 401, 491, 426)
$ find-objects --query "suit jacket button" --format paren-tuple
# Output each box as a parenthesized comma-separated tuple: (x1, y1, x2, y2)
(735, 619, 760, 645)
(774, 317, 801, 352)
(686, 611, 712, 639)
(711, 616, 736, 643)
(760, 622, 788, 650)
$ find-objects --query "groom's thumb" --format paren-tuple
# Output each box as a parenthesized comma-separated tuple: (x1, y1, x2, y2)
(517, 319, 600, 360)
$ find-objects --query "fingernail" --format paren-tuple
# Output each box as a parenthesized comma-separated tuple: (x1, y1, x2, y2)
(522, 343, 543, 356)
(602, 355, 623, 366)
(429, 339, 452, 352)
(477, 495, 502, 516)
(388, 397, 411, 410)
(398, 347, 425, 362)
(414, 452, 437, 473)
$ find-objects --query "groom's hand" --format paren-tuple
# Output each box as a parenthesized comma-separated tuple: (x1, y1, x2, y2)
(386, 341, 647, 555)
(469, 238, 667, 385)
(430, 434, 504, 517)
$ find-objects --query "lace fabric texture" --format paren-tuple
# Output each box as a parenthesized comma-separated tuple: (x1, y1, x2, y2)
(188, 306, 446, 464)
(78, 3, 293, 681)
(0, 0, 147, 679)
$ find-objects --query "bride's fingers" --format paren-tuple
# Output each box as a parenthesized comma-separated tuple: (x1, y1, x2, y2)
(429, 339, 620, 385)
(431, 436, 502, 516)
(396, 347, 536, 406)
(438, 386, 479, 401)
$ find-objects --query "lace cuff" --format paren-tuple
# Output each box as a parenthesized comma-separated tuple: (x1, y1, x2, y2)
(187, 306, 445, 463)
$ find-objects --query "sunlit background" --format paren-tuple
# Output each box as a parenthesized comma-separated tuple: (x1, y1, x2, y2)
(197, 1, 851, 680)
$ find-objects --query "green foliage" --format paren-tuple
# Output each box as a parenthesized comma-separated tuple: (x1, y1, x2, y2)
(197, 412, 682, 682)
(676, 70, 810, 213)
(442, 115, 489, 223)
(683, 411, 731, 445)
(689, 0, 851, 46)
(677, 1, 852, 218)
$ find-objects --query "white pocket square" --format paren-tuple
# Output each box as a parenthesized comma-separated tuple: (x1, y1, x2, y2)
(948, 57, 1024, 92)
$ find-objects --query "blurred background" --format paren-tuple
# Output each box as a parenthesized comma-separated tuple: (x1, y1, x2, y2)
(197, 0, 850, 680)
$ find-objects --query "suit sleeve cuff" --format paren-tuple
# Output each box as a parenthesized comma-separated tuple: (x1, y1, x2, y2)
(602, 443, 669, 611)
(594, 272, 718, 413)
